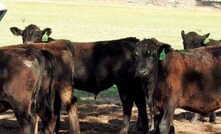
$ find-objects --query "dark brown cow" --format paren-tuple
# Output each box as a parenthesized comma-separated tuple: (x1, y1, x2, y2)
(10, 24, 149, 134)
(181, 30, 218, 123)
(181, 30, 221, 50)
(3, 40, 80, 134)
(0, 47, 47, 134)
(135, 38, 221, 134)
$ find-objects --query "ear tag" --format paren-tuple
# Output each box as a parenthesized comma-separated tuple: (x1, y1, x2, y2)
(41, 32, 49, 42)
(203, 38, 209, 45)
(159, 48, 166, 61)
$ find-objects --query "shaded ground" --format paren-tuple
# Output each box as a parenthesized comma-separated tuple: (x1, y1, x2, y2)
(0, 100, 221, 134)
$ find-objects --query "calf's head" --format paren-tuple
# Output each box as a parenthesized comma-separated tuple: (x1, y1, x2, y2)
(135, 38, 171, 78)
(10, 24, 52, 44)
(181, 30, 210, 50)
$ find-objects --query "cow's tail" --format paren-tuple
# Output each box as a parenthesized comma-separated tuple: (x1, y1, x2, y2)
(41, 50, 57, 112)
(28, 48, 46, 111)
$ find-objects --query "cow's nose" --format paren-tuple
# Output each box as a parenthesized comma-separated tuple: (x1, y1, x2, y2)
(24, 41, 34, 44)
(136, 69, 148, 77)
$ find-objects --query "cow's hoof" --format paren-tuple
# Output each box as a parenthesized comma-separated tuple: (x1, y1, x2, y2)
(209, 117, 216, 124)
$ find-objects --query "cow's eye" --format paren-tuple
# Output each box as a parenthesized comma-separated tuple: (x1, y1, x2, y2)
(134, 52, 139, 58)
(34, 32, 41, 37)
(144, 51, 151, 57)
(151, 52, 156, 57)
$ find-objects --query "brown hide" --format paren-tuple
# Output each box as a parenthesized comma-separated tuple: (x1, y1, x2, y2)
(156, 46, 221, 114)
(0, 48, 45, 134)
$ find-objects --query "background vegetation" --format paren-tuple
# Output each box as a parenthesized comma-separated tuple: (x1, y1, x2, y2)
(1, 0, 221, 102)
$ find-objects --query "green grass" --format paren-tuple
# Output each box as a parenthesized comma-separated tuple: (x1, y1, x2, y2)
(75, 85, 119, 104)
(1, 0, 221, 49)
(1, 0, 221, 101)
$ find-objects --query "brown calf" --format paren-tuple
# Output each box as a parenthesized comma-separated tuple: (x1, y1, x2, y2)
(135, 38, 221, 134)
(181, 30, 219, 123)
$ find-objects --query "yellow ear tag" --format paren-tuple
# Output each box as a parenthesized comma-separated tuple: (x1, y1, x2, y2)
(41, 32, 49, 42)
(203, 38, 209, 45)
(159, 48, 166, 61)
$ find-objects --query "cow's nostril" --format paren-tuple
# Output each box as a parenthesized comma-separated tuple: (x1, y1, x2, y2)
(136, 69, 147, 76)
(140, 70, 147, 75)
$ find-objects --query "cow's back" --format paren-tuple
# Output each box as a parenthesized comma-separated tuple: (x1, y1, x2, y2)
(0, 48, 44, 112)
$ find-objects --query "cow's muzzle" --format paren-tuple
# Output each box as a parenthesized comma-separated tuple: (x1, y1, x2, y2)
(24, 41, 34, 44)
(136, 69, 148, 77)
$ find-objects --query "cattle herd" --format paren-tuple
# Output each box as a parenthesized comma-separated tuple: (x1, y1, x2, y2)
(0, 24, 220, 134)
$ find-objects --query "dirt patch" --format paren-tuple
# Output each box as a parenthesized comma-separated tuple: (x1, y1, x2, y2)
(0, 101, 221, 134)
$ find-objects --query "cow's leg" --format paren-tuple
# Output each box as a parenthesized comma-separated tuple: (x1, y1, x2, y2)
(191, 113, 200, 123)
(148, 100, 156, 133)
(60, 85, 80, 134)
(152, 109, 163, 134)
(13, 104, 34, 134)
(68, 96, 80, 134)
(209, 112, 216, 123)
(37, 96, 61, 134)
(117, 84, 133, 134)
(147, 99, 160, 134)
(38, 106, 58, 134)
(191, 113, 204, 123)
(54, 90, 62, 134)
(134, 86, 148, 134)
(140, 80, 156, 133)
(0, 101, 11, 113)
(159, 98, 177, 134)
(34, 115, 39, 134)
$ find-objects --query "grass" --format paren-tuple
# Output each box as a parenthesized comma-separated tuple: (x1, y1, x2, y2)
(1, 0, 221, 48)
(1, 0, 221, 102)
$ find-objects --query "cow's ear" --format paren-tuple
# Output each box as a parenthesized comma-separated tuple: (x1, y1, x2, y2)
(158, 44, 172, 60)
(10, 27, 23, 36)
(202, 33, 210, 40)
(181, 30, 185, 40)
(42, 28, 52, 36)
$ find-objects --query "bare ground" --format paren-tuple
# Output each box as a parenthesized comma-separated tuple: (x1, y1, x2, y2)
(0, 99, 221, 134)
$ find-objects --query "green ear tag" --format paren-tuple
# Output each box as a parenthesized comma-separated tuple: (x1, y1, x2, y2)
(41, 32, 49, 42)
(159, 48, 166, 61)
(203, 38, 209, 45)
